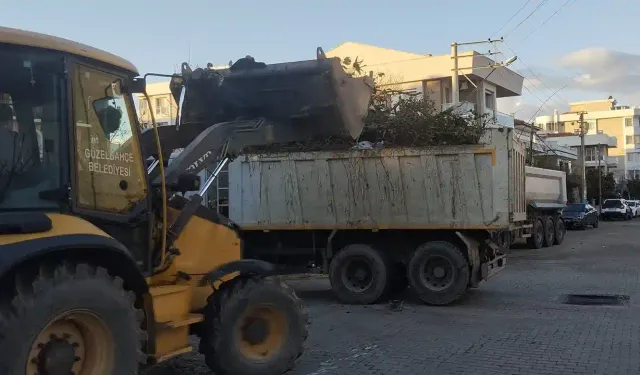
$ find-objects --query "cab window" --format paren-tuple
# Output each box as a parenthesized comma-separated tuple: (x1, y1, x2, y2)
(0, 49, 62, 209)
(72, 64, 146, 213)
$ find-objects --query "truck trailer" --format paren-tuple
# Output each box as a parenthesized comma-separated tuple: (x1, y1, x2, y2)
(223, 128, 528, 305)
(498, 166, 568, 249)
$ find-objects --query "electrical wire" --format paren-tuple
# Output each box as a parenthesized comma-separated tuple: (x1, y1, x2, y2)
(491, 0, 534, 38)
(504, 0, 551, 38)
(518, 0, 576, 44)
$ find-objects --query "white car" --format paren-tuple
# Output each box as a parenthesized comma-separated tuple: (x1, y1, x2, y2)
(601, 199, 632, 221)
(629, 200, 640, 218)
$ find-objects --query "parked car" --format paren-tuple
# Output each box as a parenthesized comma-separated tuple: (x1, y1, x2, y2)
(628, 200, 640, 218)
(563, 203, 599, 229)
(601, 199, 632, 220)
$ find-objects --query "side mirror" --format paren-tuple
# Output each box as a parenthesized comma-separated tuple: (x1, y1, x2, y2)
(93, 97, 123, 136)
(169, 173, 201, 193)
(122, 77, 146, 94)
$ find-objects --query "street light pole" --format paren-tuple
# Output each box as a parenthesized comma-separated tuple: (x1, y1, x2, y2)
(578, 112, 587, 202)
(597, 144, 602, 214)
(451, 43, 459, 105)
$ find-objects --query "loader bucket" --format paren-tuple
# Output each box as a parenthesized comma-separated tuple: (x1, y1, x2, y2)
(175, 54, 374, 142)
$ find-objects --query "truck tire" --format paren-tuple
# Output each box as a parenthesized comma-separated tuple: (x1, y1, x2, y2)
(527, 219, 544, 249)
(543, 216, 555, 247)
(0, 262, 146, 375)
(199, 276, 308, 375)
(554, 217, 566, 245)
(329, 244, 390, 304)
(407, 241, 470, 306)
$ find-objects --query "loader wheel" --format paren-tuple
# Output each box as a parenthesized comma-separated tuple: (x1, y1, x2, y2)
(527, 219, 544, 249)
(0, 263, 146, 375)
(408, 241, 470, 306)
(554, 217, 566, 245)
(543, 216, 555, 247)
(199, 276, 308, 375)
(329, 244, 390, 304)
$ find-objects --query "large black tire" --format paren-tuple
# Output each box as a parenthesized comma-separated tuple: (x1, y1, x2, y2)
(407, 241, 470, 306)
(543, 216, 555, 247)
(199, 276, 308, 375)
(0, 262, 146, 375)
(527, 219, 544, 249)
(554, 217, 566, 245)
(329, 244, 391, 304)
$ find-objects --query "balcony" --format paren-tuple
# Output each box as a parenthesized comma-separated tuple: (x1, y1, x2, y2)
(495, 111, 515, 128)
(442, 101, 476, 114)
(585, 156, 619, 168)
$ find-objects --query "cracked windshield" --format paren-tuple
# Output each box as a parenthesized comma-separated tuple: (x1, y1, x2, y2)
(1, 1, 639, 374)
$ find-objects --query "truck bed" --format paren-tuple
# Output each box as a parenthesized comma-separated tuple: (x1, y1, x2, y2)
(228, 128, 527, 231)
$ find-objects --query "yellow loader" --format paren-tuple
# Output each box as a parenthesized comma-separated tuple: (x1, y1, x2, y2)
(0, 27, 373, 375)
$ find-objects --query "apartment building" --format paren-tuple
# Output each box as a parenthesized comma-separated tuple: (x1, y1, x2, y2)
(535, 98, 638, 181)
(326, 42, 524, 128)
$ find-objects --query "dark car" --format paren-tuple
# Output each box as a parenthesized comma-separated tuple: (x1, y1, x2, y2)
(562, 203, 599, 229)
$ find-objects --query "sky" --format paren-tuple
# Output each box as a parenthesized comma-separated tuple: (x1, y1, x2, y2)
(2, 0, 639, 121)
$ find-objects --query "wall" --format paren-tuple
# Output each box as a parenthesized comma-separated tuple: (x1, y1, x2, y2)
(569, 100, 613, 112)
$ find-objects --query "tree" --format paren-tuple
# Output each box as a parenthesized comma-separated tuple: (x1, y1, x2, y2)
(339, 56, 492, 147)
(626, 178, 640, 199)
(585, 169, 616, 204)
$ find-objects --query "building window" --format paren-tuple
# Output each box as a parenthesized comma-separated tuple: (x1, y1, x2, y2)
(155, 96, 170, 117)
(626, 117, 633, 127)
(626, 135, 640, 145)
(585, 147, 597, 162)
(484, 89, 495, 111)
(139, 98, 148, 114)
(628, 153, 640, 163)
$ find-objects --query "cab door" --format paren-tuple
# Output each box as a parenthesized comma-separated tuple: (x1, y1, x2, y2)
(70, 62, 152, 269)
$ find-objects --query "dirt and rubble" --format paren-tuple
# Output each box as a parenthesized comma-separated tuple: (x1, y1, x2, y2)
(243, 95, 491, 154)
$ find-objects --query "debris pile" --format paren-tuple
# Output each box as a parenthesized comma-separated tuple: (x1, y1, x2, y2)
(243, 94, 491, 154)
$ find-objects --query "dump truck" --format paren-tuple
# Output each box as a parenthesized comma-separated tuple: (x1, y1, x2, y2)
(0, 28, 373, 375)
(220, 128, 527, 305)
(501, 166, 568, 249)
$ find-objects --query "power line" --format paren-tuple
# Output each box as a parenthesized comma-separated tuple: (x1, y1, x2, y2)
(504, 0, 550, 38)
(518, 0, 576, 44)
(491, 0, 534, 38)
(501, 41, 570, 108)
(490, 42, 565, 111)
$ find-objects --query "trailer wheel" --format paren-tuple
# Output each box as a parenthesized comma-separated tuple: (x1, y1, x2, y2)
(199, 276, 307, 375)
(554, 217, 566, 245)
(527, 219, 544, 249)
(543, 216, 555, 247)
(0, 263, 146, 375)
(407, 241, 470, 306)
(329, 244, 390, 304)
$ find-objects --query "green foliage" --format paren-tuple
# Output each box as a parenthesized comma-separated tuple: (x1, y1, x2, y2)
(340, 56, 492, 147)
(585, 169, 616, 202)
(626, 178, 640, 199)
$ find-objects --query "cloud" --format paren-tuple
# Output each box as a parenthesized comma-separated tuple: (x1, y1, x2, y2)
(535, 48, 640, 95)
(497, 97, 543, 122)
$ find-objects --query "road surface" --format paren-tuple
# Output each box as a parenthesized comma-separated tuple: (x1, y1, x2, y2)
(148, 220, 640, 375)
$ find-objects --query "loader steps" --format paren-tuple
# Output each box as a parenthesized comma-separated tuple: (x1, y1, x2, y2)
(159, 313, 204, 329)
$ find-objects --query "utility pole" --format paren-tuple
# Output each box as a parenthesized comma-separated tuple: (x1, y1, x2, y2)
(597, 144, 602, 214)
(528, 121, 535, 165)
(450, 38, 508, 106)
(451, 43, 459, 105)
(577, 111, 588, 202)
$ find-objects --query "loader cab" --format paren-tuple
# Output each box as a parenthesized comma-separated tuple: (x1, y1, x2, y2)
(0, 27, 155, 271)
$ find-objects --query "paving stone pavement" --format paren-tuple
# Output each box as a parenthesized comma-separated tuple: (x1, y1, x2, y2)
(148, 220, 640, 375)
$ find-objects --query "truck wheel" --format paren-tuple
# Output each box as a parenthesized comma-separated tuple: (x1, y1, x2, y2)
(554, 217, 566, 245)
(0, 263, 146, 375)
(407, 241, 470, 306)
(543, 216, 555, 247)
(527, 219, 544, 249)
(200, 276, 307, 375)
(329, 244, 390, 304)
